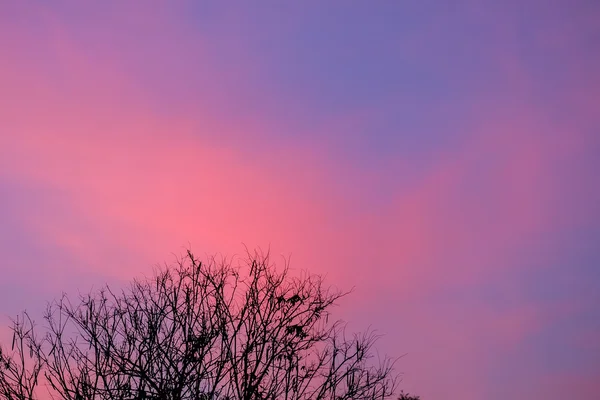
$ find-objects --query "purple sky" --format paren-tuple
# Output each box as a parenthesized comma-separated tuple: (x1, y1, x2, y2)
(1, 1, 599, 399)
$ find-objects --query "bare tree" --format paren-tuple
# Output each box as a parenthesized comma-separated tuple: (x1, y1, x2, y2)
(0, 314, 44, 400)
(0, 250, 405, 400)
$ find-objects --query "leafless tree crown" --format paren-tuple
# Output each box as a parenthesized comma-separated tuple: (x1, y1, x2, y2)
(0, 250, 400, 400)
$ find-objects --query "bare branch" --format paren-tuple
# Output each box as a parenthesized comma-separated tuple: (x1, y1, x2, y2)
(1, 250, 405, 400)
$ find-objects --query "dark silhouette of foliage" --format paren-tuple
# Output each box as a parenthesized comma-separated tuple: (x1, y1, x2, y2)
(398, 391, 420, 400)
(0, 250, 411, 399)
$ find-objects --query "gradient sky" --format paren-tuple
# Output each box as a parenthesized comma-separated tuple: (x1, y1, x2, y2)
(1, 1, 599, 399)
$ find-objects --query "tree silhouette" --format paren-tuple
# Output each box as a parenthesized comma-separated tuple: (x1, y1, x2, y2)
(397, 391, 420, 400)
(0, 250, 412, 399)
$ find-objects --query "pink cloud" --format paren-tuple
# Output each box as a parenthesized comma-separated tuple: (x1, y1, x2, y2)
(1, 2, 598, 400)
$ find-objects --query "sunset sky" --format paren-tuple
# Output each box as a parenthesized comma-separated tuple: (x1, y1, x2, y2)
(1, 1, 599, 399)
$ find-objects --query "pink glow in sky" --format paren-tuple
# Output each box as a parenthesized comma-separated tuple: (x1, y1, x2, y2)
(1, 1, 599, 399)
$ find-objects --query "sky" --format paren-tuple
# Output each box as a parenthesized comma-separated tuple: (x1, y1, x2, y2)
(0, 1, 599, 399)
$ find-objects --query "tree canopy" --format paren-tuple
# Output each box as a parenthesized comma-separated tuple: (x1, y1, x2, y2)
(0, 250, 416, 400)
